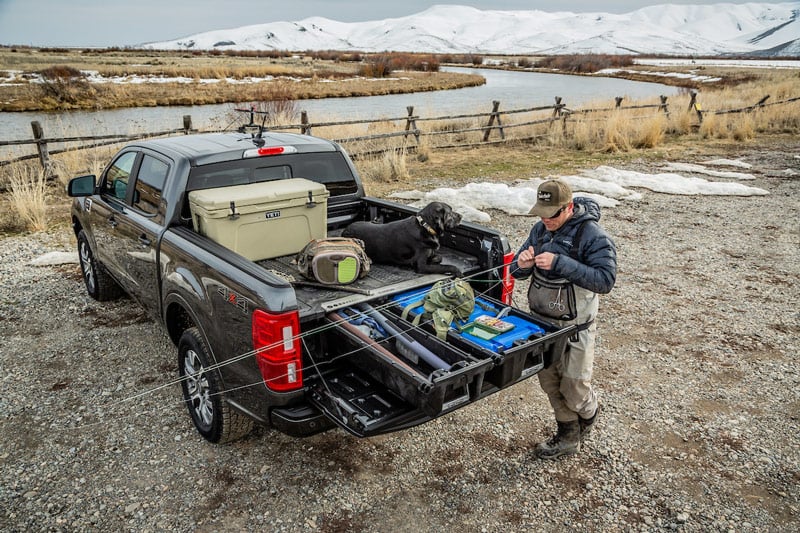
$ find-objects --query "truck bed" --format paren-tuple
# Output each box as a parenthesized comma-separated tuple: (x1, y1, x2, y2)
(256, 246, 481, 320)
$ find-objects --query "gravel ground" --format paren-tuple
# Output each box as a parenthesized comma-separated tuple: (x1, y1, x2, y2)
(1, 141, 798, 532)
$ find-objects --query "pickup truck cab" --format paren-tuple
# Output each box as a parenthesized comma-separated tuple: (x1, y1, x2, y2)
(67, 129, 573, 444)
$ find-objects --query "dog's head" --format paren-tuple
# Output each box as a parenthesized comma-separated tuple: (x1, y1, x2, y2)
(418, 201, 461, 236)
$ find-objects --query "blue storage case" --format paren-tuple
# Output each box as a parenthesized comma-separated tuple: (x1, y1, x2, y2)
(388, 285, 572, 390)
(391, 289, 545, 353)
(388, 285, 561, 388)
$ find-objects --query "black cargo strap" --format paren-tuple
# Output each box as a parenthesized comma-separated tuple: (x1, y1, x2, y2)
(570, 319, 594, 342)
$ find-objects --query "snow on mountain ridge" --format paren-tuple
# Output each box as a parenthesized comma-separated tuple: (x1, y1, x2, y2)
(143, 2, 800, 57)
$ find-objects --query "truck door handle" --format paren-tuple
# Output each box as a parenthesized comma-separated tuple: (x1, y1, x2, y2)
(138, 234, 151, 247)
(108, 215, 118, 228)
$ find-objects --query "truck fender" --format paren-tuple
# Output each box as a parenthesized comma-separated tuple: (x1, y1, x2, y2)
(162, 278, 211, 351)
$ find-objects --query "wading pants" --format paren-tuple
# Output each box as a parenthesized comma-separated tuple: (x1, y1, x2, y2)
(533, 285, 600, 422)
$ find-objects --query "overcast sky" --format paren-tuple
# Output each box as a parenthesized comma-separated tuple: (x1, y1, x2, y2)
(0, 0, 763, 48)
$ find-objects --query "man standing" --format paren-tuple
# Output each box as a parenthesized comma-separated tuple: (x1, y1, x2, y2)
(513, 179, 617, 460)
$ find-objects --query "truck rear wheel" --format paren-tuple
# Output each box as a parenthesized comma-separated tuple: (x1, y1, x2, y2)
(77, 230, 122, 301)
(178, 327, 253, 443)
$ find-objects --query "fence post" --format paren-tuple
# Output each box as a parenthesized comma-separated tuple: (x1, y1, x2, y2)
(552, 97, 564, 118)
(688, 92, 703, 123)
(404, 106, 420, 143)
(688, 91, 697, 111)
(183, 115, 192, 134)
(300, 111, 311, 135)
(482, 100, 504, 142)
(615, 97, 623, 108)
(659, 95, 669, 117)
(31, 121, 54, 177)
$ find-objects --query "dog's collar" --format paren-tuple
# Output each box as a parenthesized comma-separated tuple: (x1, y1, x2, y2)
(416, 215, 438, 236)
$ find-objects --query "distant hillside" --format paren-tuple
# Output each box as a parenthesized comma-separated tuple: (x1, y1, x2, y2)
(142, 3, 800, 57)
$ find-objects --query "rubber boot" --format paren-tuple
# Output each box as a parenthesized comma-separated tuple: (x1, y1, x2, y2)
(535, 421, 581, 460)
(579, 404, 601, 441)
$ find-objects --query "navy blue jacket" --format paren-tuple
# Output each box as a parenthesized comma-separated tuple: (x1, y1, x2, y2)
(511, 197, 617, 294)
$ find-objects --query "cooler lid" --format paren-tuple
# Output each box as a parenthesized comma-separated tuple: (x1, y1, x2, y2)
(188, 178, 329, 212)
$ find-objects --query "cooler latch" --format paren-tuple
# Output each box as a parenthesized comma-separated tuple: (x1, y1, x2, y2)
(306, 191, 317, 208)
(228, 201, 240, 220)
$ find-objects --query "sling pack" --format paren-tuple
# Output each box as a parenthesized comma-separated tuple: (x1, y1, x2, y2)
(527, 220, 591, 322)
(294, 237, 371, 285)
(401, 278, 475, 340)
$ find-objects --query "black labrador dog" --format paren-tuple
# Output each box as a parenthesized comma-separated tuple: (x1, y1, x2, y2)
(342, 201, 463, 275)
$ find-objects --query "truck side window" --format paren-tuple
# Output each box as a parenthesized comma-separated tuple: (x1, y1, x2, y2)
(133, 155, 168, 215)
(103, 151, 137, 201)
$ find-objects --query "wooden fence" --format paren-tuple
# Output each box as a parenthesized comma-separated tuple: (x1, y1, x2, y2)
(2, 92, 793, 176)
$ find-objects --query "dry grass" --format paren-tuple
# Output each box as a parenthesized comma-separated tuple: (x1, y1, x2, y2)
(359, 146, 411, 183)
(8, 164, 48, 232)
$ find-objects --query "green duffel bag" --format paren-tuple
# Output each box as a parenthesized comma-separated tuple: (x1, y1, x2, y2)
(294, 237, 371, 285)
(402, 278, 475, 340)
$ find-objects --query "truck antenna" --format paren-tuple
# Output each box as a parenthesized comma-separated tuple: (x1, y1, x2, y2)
(235, 106, 269, 146)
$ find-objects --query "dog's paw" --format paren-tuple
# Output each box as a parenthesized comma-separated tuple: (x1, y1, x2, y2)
(447, 266, 464, 277)
(430, 254, 443, 264)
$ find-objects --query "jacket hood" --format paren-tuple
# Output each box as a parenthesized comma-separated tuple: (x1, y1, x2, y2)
(572, 196, 601, 224)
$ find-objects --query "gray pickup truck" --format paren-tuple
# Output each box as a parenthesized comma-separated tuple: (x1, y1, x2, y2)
(67, 129, 573, 444)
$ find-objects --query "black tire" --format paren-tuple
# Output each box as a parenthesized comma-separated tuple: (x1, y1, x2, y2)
(77, 229, 122, 301)
(178, 327, 253, 444)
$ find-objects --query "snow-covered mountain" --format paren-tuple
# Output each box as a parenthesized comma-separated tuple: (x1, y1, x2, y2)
(142, 3, 800, 57)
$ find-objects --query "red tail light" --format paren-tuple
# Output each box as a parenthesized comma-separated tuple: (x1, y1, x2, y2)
(252, 309, 302, 392)
(500, 251, 516, 305)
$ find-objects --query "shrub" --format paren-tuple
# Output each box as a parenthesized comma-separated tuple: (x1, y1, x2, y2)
(359, 147, 409, 182)
(360, 55, 393, 78)
(536, 54, 634, 73)
(602, 113, 633, 152)
(634, 115, 667, 148)
(37, 65, 94, 104)
(732, 115, 756, 141)
(244, 80, 299, 125)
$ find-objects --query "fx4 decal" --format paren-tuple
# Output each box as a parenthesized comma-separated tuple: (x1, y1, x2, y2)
(217, 286, 248, 314)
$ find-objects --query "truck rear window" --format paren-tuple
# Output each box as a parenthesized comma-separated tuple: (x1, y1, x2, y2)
(186, 152, 358, 197)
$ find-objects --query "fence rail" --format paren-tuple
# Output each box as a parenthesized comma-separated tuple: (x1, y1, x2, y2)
(1, 92, 789, 174)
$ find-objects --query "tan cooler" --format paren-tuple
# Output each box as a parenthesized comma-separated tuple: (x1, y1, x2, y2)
(188, 178, 329, 261)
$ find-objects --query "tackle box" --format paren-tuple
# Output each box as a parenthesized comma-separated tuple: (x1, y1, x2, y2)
(388, 285, 572, 388)
(188, 178, 329, 261)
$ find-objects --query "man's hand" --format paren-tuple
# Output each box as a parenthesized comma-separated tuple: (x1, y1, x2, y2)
(517, 246, 535, 269)
(534, 251, 557, 270)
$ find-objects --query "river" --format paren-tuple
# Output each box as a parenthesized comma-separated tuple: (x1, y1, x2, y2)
(2, 67, 680, 156)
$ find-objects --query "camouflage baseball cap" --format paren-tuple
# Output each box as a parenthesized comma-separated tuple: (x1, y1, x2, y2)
(528, 179, 573, 218)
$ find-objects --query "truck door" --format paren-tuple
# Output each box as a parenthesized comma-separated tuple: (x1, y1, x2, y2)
(89, 150, 141, 291)
(112, 153, 171, 318)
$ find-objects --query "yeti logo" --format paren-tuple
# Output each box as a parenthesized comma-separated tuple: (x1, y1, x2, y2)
(538, 191, 553, 202)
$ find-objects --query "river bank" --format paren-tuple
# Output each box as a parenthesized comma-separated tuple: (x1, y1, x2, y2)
(4, 47, 782, 113)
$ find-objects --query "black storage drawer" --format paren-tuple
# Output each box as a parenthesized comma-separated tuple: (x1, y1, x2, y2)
(320, 307, 494, 418)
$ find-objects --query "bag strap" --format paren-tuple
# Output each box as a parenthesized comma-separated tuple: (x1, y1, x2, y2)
(568, 220, 592, 261)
